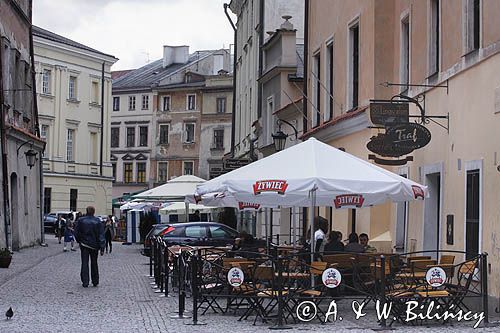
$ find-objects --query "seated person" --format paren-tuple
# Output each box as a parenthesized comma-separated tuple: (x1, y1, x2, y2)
(344, 232, 365, 253)
(359, 233, 377, 253)
(324, 231, 345, 253)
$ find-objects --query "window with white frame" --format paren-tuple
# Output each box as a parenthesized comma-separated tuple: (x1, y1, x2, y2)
(325, 42, 334, 121)
(187, 94, 196, 110)
(69, 76, 77, 100)
(183, 161, 194, 175)
(91, 81, 99, 104)
(312, 52, 321, 126)
(126, 127, 135, 147)
(142, 95, 149, 110)
(163, 96, 171, 111)
(128, 96, 136, 110)
(136, 162, 146, 183)
(213, 129, 224, 149)
(400, 17, 410, 93)
(463, 0, 481, 53)
(124, 163, 133, 183)
(348, 22, 359, 110)
(157, 162, 168, 182)
(216, 97, 226, 113)
(42, 69, 51, 94)
(159, 124, 169, 144)
(41, 125, 49, 157)
(139, 126, 148, 147)
(184, 123, 195, 143)
(66, 129, 75, 161)
(111, 127, 119, 148)
(90, 132, 98, 164)
(429, 0, 440, 75)
(113, 96, 120, 111)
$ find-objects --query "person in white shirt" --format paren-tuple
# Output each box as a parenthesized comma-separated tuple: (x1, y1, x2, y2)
(313, 216, 328, 258)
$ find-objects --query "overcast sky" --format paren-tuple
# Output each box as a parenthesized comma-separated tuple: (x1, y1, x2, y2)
(33, 0, 235, 71)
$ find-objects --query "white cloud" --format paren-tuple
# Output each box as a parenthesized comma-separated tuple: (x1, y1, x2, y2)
(33, 0, 235, 70)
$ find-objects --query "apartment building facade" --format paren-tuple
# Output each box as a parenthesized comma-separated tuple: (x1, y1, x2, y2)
(33, 26, 117, 216)
(112, 46, 231, 199)
(305, 0, 500, 303)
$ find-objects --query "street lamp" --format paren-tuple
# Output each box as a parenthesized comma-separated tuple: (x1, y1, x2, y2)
(16, 141, 37, 168)
(272, 119, 299, 152)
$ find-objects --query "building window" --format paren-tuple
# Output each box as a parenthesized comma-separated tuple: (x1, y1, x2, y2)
(163, 96, 171, 111)
(128, 96, 136, 111)
(137, 162, 146, 183)
(91, 81, 99, 104)
(429, 0, 440, 75)
(312, 52, 321, 127)
(159, 124, 169, 144)
(90, 132, 98, 164)
(325, 42, 334, 121)
(349, 22, 359, 110)
(69, 76, 77, 100)
(187, 94, 196, 110)
(126, 127, 135, 147)
(464, 0, 481, 53)
(70, 189, 78, 212)
(111, 127, 119, 148)
(43, 187, 51, 215)
(42, 69, 51, 94)
(41, 124, 49, 157)
(139, 126, 148, 147)
(216, 97, 226, 113)
(213, 129, 224, 149)
(266, 96, 274, 142)
(124, 163, 133, 183)
(401, 17, 410, 94)
(66, 129, 75, 161)
(466, 169, 480, 259)
(183, 161, 194, 175)
(142, 95, 149, 110)
(113, 96, 120, 111)
(111, 163, 116, 181)
(157, 162, 168, 182)
(184, 123, 195, 143)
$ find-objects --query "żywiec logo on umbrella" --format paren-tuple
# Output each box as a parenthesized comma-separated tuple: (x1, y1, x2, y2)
(412, 185, 425, 199)
(253, 180, 288, 195)
(238, 202, 261, 210)
(334, 194, 364, 209)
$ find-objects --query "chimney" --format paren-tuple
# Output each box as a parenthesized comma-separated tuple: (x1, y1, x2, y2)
(163, 45, 189, 67)
(280, 15, 294, 30)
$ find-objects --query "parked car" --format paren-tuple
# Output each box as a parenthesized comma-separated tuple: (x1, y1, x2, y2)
(44, 211, 77, 233)
(161, 222, 238, 247)
(141, 224, 169, 257)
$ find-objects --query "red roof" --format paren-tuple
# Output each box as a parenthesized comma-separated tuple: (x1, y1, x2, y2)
(111, 70, 133, 80)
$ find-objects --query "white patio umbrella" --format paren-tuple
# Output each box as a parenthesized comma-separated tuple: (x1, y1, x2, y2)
(194, 137, 428, 265)
(134, 175, 206, 222)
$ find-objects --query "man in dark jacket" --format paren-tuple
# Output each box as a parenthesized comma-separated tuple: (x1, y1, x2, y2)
(74, 206, 105, 288)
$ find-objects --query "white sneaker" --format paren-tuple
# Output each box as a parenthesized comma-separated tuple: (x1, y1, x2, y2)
(63, 247, 67, 252)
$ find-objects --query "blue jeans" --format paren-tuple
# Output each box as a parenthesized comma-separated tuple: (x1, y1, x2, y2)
(80, 246, 99, 286)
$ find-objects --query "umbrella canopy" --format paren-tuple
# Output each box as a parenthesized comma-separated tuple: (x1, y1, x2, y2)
(195, 138, 427, 208)
(134, 175, 206, 201)
(159, 201, 213, 214)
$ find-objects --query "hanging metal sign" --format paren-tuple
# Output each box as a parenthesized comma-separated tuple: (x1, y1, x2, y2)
(370, 102, 409, 125)
(386, 123, 431, 150)
(366, 134, 414, 157)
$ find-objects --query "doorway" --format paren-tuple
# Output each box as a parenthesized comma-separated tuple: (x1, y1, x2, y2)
(423, 172, 441, 258)
(10, 173, 19, 250)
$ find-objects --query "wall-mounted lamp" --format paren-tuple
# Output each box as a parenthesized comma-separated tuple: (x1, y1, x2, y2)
(272, 119, 298, 152)
(16, 141, 37, 169)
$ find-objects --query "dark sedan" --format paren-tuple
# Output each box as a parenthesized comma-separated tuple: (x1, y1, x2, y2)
(43, 213, 58, 232)
(161, 222, 238, 247)
(141, 224, 169, 257)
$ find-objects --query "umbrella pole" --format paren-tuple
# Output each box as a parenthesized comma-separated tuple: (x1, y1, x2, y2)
(292, 207, 296, 248)
(185, 202, 189, 223)
(310, 188, 316, 287)
(264, 208, 269, 255)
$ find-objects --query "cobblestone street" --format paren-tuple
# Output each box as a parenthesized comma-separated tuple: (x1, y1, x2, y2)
(1, 237, 499, 333)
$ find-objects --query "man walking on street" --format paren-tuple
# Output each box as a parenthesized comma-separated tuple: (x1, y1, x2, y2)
(74, 206, 105, 288)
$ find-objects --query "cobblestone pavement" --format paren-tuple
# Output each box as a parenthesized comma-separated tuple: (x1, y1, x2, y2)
(0, 235, 499, 333)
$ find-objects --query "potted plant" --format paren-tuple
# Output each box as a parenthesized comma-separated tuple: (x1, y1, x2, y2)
(0, 248, 12, 268)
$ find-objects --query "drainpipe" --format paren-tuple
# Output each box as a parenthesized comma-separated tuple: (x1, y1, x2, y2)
(224, 3, 237, 157)
(303, 0, 309, 134)
(257, 0, 264, 120)
(29, 23, 46, 245)
(0, 34, 12, 250)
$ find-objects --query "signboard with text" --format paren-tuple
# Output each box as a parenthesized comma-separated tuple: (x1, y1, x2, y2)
(223, 158, 251, 170)
(370, 102, 409, 125)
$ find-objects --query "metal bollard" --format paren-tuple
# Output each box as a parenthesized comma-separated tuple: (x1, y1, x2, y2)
(379, 255, 387, 327)
(170, 251, 191, 319)
(185, 253, 206, 325)
(270, 255, 291, 330)
(164, 245, 170, 297)
(149, 240, 153, 277)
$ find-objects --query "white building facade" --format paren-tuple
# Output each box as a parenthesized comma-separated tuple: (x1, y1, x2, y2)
(33, 26, 117, 216)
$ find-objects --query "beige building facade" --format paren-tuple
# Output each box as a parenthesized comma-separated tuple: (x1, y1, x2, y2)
(34, 26, 117, 216)
(305, 0, 500, 303)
